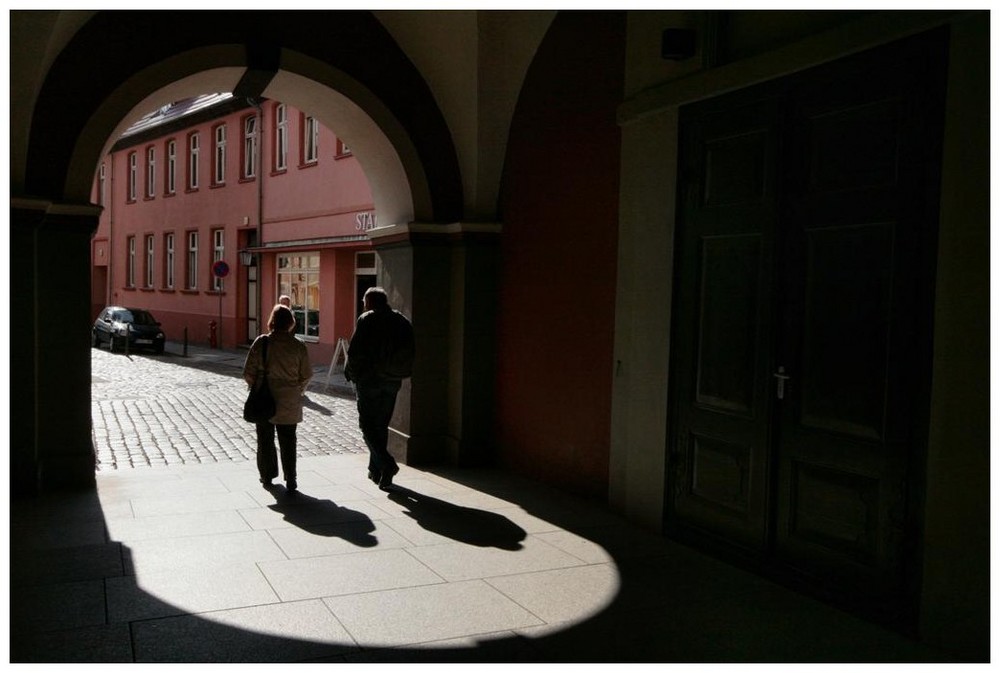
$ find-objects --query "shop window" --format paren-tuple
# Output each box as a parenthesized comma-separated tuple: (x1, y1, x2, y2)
(277, 252, 320, 340)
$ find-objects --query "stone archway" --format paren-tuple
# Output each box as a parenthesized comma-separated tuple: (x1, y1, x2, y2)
(13, 10, 467, 495)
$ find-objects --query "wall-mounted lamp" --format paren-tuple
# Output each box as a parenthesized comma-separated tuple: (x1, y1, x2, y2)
(662, 28, 697, 61)
(239, 250, 256, 266)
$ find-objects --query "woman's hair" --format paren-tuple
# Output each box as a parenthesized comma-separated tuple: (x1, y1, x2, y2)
(268, 304, 296, 332)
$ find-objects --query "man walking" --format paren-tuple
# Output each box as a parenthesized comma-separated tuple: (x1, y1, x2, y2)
(345, 287, 415, 490)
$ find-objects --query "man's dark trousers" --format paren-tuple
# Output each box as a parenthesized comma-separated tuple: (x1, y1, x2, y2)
(356, 378, 402, 478)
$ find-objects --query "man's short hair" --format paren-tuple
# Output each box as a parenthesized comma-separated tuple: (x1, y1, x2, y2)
(364, 286, 389, 308)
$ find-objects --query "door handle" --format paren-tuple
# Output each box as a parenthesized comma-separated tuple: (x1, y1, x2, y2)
(773, 366, 790, 400)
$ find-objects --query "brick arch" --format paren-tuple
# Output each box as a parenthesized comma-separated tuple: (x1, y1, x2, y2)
(24, 9, 462, 224)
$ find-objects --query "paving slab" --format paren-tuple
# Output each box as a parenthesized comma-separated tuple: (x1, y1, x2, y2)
(106, 564, 280, 623)
(257, 548, 445, 601)
(322, 580, 544, 648)
(131, 600, 358, 662)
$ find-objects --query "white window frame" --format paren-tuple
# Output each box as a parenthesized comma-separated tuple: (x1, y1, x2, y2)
(214, 123, 226, 185)
(127, 236, 136, 287)
(165, 232, 175, 289)
(275, 103, 288, 171)
(128, 152, 137, 201)
(212, 228, 225, 291)
(145, 234, 155, 287)
(304, 115, 319, 164)
(166, 139, 176, 194)
(146, 146, 156, 198)
(98, 162, 106, 206)
(188, 132, 200, 190)
(187, 231, 199, 290)
(243, 115, 258, 179)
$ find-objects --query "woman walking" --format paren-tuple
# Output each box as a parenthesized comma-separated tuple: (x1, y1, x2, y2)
(243, 304, 312, 492)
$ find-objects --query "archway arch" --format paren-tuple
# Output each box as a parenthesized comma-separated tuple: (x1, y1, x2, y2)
(25, 10, 462, 222)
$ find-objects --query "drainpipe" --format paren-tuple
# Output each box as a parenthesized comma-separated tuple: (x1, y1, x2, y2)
(107, 155, 114, 306)
(253, 98, 264, 336)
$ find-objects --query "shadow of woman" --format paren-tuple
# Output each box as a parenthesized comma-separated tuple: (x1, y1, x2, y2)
(386, 486, 526, 550)
(266, 490, 377, 547)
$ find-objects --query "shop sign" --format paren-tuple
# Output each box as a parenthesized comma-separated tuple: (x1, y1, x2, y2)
(356, 211, 378, 231)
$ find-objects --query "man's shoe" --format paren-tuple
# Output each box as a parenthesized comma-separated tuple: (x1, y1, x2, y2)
(367, 470, 381, 484)
(378, 466, 399, 491)
(260, 478, 274, 489)
(286, 480, 297, 493)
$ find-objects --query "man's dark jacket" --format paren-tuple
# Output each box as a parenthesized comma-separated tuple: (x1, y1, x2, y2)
(345, 307, 415, 384)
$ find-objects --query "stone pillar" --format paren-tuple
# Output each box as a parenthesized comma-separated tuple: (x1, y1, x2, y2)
(11, 200, 100, 496)
(368, 223, 501, 468)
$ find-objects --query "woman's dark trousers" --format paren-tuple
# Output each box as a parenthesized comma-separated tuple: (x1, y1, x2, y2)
(256, 422, 297, 483)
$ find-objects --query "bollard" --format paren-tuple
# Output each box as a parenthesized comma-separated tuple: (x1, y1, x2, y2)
(124, 323, 130, 356)
(209, 321, 218, 349)
(183, 327, 188, 357)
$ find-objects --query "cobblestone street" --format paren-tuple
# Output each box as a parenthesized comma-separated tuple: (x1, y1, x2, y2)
(91, 342, 366, 471)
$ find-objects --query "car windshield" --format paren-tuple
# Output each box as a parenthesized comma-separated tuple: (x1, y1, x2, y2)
(119, 310, 157, 325)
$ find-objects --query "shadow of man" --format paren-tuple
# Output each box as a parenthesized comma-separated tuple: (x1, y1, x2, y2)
(266, 489, 377, 547)
(387, 486, 526, 550)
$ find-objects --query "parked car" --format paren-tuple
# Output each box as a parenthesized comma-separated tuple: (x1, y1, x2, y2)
(93, 306, 166, 354)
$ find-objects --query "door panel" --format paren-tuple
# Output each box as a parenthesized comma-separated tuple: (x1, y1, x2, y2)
(669, 95, 779, 552)
(668, 29, 947, 620)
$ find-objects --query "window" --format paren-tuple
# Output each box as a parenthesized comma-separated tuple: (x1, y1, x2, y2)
(277, 253, 320, 339)
(212, 228, 225, 291)
(274, 103, 288, 171)
(127, 152, 137, 201)
(242, 115, 258, 179)
(188, 132, 200, 190)
(166, 139, 176, 194)
(186, 231, 199, 289)
(98, 162, 106, 206)
(126, 236, 136, 287)
(145, 235, 155, 287)
(145, 146, 156, 198)
(303, 115, 319, 164)
(165, 233, 175, 289)
(335, 138, 352, 158)
(213, 123, 226, 185)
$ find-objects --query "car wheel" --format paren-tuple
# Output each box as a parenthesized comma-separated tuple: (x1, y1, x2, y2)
(109, 335, 118, 352)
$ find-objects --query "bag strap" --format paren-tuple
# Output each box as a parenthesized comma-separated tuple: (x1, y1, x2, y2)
(258, 336, 270, 380)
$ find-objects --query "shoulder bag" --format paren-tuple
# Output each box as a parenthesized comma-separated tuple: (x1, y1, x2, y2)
(243, 336, 276, 423)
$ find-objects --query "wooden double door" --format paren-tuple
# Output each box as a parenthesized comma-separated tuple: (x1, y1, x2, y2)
(666, 30, 947, 622)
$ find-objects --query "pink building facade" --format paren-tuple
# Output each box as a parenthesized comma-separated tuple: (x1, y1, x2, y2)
(90, 94, 377, 365)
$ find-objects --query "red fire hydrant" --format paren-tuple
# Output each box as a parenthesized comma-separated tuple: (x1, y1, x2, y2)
(209, 320, 218, 349)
